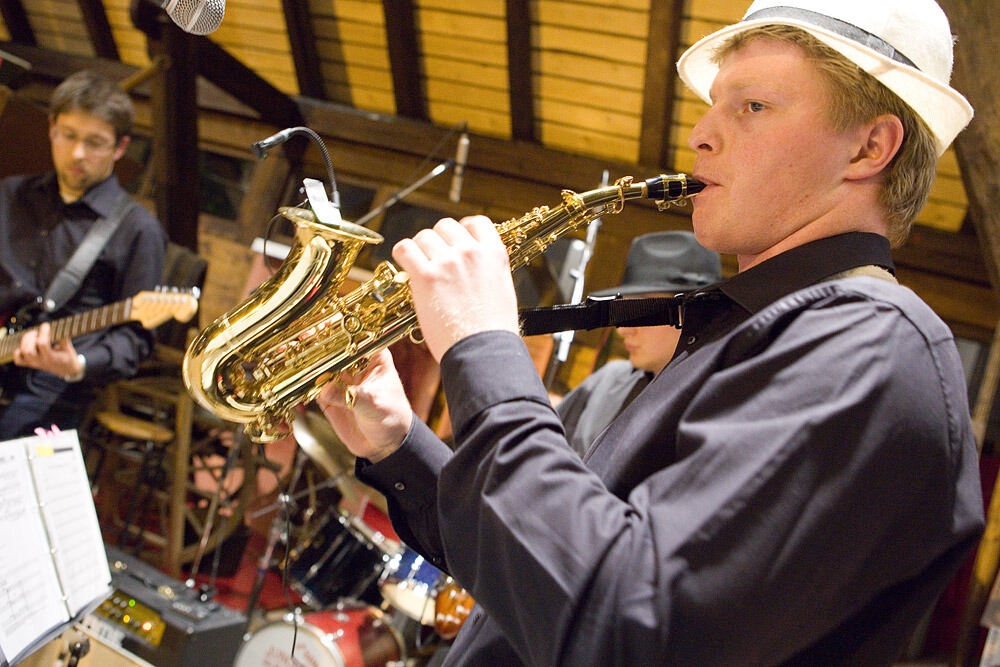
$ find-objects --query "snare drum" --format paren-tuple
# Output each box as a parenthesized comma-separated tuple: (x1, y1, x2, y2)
(234, 605, 404, 667)
(379, 546, 443, 625)
(289, 508, 399, 608)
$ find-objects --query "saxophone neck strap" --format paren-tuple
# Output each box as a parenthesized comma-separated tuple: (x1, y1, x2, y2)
(519, 295, 684, 336)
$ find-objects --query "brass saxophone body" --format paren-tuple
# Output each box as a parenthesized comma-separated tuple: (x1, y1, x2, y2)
(182, 174, 703, 441)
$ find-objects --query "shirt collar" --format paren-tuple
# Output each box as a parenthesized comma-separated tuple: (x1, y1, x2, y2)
(714, 232, 895, 314)
(76, 174, 124, 217)
(34, 172, 123, 217)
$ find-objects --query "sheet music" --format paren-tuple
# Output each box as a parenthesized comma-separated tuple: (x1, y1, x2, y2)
(28, 431, 111, 616)
(0, 439, 67, 661)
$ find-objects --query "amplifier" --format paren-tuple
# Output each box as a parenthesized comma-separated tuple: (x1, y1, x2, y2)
(81, 546, 246, 667)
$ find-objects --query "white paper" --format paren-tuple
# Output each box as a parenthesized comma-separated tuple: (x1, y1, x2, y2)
(0, 438, 68, 661)
(29, 430, 112, 615)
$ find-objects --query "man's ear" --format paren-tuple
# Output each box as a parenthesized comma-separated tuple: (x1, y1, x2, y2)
(846, 114, 904, 181)
(112, 135, 131, 162)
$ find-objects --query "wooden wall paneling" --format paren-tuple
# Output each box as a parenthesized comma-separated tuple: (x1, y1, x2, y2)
(0, 0, 36, 45)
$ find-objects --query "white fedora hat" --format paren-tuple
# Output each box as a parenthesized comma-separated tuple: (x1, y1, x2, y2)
(676, 0, 973, 156)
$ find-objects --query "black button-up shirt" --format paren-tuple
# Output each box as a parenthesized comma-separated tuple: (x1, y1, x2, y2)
(360, 232, 984, 666)
(0, 172, 166, 383)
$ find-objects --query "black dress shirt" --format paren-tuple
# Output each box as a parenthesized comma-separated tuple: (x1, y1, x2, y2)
(359, 232, 984, 666)
(0, 172, 166, 384)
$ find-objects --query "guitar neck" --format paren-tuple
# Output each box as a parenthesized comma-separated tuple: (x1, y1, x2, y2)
(0, 298, 132, 365)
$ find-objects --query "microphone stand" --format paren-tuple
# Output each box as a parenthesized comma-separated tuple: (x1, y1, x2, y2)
(542, 169, 609, 391)
(353, 160, 453, 227)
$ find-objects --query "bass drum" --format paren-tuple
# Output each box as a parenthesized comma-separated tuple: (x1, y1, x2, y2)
(289, 507, 400, 609)
(234, 605, 405, 667)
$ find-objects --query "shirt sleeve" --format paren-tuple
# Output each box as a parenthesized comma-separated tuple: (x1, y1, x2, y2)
(430, 294, 981, 666)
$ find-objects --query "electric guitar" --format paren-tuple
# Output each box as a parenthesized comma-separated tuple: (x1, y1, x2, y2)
(0, 287, 200, 366)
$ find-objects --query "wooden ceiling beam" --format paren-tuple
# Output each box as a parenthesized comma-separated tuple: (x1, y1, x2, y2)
(196, 37, 303, 129)
(280, 0, 325, 99)
(77, 0, 119, 60)
(382, 0, 425, 119)
(639, 0, 685, 168)
(299, 96, 642, 196)
(506, 0, 535, 142)
(0, 0, 35, 45)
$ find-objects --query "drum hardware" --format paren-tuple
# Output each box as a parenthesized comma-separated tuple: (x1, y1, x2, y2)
(185, 428, 245, 587)
(234, 600, 406, 667)
(379, 547, 444, 626)
(243, 445, 325, 630)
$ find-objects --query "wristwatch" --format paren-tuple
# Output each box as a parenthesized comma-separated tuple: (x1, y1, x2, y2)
(63, 353, 86, 383)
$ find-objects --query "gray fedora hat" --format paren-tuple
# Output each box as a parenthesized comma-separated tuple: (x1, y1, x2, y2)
(591, 231, 722, 297)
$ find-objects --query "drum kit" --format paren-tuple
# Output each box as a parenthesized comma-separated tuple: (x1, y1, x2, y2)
(233, 410, 474, 667)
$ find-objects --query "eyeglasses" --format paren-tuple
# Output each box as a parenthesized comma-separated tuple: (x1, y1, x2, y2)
(51, 126, 117, 155)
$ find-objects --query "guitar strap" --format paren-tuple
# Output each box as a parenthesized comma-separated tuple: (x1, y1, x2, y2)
(41, 191, 137, 313)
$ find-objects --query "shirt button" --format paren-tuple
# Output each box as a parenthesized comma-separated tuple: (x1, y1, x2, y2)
(40, 230, 48, 237)
(394, 482, 406, 491)
(687, 335, 697, 345)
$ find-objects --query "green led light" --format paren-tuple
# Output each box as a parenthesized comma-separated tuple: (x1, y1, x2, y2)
(129, 600, 136, 607)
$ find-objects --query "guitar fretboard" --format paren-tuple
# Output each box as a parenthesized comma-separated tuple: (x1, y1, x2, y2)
(0, 299, 132, 365)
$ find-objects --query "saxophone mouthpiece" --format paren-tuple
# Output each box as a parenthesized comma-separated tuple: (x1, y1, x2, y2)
(644, 174, 704, 210)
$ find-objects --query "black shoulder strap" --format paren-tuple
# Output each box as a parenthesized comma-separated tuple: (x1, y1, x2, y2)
(42, 192, 137, 313)
(519, 295, 684, 336)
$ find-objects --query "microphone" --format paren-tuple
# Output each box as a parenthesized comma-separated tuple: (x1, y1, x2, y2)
(449, 131, 470, 202)
(150, 0, 225, 35)
(251, 127, 299, 159)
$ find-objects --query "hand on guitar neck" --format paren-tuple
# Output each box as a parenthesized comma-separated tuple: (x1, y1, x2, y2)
(0, 287, 200, 379)
(10, 322, 83, 379)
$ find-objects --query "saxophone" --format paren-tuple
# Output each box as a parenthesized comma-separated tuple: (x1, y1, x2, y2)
(182, 174, 703, 441)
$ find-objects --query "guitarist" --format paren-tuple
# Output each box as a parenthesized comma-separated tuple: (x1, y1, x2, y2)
(0, 70, 166, 439)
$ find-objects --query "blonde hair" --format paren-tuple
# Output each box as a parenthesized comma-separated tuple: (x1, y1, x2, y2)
(713, 25, 938, 247)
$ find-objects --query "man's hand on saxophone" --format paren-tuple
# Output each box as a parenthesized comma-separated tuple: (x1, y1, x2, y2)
(316, 348, 413, 464)
(392, 215, 520, 363)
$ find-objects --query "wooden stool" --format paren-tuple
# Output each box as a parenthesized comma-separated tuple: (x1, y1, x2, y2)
(89, 409, 175, 555)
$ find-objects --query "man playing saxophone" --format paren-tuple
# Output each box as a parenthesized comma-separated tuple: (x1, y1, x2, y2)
(317, 0, 984, 664)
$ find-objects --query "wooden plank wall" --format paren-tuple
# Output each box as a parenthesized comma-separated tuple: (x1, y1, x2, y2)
(311, 0, 395, 113)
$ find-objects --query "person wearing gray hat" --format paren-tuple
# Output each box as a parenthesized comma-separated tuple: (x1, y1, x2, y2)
(316, 0, 984, 664)
(556, 232, 721, 456)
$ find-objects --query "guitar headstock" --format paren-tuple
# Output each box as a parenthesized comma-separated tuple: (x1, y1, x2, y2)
(131, 288, 200, 329)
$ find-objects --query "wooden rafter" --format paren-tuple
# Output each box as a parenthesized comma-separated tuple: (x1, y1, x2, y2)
(77, 0, 119, 60)
(280, 0, 324, 100)
(639, 0, 685, 168)
(0, 0, 34, 45)
(196, 37, 303, 130)
(506, 0, 535, 142)
(382, 0, 425, 119)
